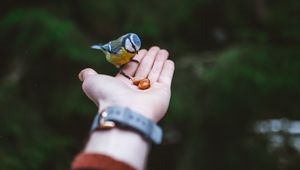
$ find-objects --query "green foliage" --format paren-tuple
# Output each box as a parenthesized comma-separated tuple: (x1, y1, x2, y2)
(169, 45, 300, 170)
(201, 46, 300, 118)
(0, 8, 97, 170)
(1, 0, 300, 170)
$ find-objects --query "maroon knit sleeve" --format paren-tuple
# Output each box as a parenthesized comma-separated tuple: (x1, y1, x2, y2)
(71, 153, 136, 170)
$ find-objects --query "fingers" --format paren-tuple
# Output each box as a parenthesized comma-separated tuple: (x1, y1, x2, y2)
(148, 49, 169, 82)
(78, 68, 98, 81)
(115, 46, 174, 88)
(158, 60, 175, 87)
(134, 46, 160, 79)
(116, 49, 147, 78)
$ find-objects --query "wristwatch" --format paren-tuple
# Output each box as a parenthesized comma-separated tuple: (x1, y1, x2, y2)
(90, 106, 163, 144)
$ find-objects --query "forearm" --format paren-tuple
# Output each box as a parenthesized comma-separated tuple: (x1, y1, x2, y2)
(83, 128, 150, 170)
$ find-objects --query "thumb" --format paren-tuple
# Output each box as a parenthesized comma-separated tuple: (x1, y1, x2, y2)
(78, 68, 98, 81)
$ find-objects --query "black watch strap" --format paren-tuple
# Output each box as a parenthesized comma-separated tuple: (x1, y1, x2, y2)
(91, 106, 163, 144)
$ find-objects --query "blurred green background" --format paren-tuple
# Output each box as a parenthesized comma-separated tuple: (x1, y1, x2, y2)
(1, 0, 300, 169)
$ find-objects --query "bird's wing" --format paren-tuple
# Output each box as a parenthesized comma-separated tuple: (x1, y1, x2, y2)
(94, 41, 120, 55)
(109, 40, 123, 54)
(91, 42, 119, 54)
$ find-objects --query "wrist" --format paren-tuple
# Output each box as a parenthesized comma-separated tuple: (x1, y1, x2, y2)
(85, 128, 149, 170)
(99, 103, 161, 123)
(121, 104, 158, 122)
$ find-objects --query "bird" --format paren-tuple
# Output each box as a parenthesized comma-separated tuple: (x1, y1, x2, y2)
(91, 33, 151, 90)
(91, 33, 141, 79)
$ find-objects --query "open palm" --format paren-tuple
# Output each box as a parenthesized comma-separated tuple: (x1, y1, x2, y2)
(79, 47, 175, 122)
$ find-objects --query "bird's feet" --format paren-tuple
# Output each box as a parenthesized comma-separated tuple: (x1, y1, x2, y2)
(130, 59, 140, 64)
(119, 70, 132, 80)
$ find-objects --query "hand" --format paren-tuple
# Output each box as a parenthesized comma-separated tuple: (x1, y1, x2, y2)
(78, 46, 175, 122)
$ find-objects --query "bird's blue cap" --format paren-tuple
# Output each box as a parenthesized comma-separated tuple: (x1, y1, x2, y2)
(131, 33, 141, 48)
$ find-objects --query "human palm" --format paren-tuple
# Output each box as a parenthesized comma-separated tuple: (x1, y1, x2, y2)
(79, 47, 174, 122)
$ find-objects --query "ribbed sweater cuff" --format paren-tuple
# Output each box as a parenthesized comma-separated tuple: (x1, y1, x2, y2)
(71, 153, 136, 170)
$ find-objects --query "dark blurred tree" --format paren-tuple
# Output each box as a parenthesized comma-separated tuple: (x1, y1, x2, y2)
(1, 0, 300, 170)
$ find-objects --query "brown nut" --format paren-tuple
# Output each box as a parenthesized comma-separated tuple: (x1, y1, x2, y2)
(137, 78, 151, 90)
(132, 79, 141, 86)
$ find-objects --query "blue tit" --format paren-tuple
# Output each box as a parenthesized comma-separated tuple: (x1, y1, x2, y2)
(91, 33, 141, 68)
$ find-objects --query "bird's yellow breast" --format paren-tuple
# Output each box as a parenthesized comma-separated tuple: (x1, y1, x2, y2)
(106, 48, 136, 67)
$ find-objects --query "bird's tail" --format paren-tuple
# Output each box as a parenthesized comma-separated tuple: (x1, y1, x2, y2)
(91, 44, 103, 50)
